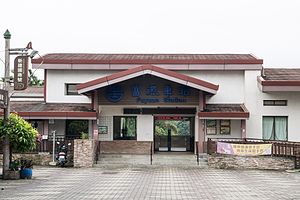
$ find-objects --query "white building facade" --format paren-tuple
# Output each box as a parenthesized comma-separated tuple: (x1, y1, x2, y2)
(13, 53, 299, 154)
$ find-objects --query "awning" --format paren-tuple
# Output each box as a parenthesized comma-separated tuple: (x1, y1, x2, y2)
(1, 102, 97, 119)
(198, 104, 249, 119)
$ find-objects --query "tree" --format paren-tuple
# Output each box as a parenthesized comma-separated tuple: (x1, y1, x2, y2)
(28, 69, 44, 86)
(0, 113, 38, 173)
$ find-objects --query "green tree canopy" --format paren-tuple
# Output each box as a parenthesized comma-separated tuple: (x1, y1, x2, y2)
(0, 113, 38, 152)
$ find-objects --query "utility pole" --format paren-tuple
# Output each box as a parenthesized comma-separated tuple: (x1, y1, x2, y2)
(3, 29, 11, 178)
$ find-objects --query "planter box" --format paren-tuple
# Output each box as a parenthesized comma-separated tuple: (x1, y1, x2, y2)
(3, 170, 20, 180)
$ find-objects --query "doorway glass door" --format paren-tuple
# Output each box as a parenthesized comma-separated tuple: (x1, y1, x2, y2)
(154, 116, 194, 152)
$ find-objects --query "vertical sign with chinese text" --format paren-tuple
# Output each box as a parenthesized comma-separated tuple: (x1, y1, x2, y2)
(14, 56, 28, 90)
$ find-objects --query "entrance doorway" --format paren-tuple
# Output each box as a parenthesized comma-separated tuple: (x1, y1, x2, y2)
(154, 116, 194, 152)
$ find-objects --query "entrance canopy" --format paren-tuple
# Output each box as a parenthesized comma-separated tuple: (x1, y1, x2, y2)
(77, 65, 219, 94)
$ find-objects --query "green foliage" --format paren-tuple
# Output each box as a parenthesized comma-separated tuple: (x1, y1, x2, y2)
(0, 113, 38, 152)
(28, 69, 44, 86)
(154, 119, 191, 136)
(80, 132, 89, 139)
(66, 120, 88, 137)
(9, 160, 20, 171)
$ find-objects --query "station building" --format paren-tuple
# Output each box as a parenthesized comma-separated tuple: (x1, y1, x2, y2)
(9, 53, 300, 153)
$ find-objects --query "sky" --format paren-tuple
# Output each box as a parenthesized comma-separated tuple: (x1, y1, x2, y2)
(0, 0, 300, 78)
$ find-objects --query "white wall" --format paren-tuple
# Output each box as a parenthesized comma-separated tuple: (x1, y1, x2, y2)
(99, 106, 154, 141)
(46, 70, 118, 103)
(47, 69, 244, 104)
(137, 115, 153, 141)
(183, 70, 245, 103)
(205, 120, 241, 140)
(244, 70, 300, 141)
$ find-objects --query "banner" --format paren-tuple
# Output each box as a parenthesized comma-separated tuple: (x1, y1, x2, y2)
(217, 142, 272, 156)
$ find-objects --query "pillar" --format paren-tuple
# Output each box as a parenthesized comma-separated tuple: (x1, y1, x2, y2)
(241, 119, 246, 138)
(197, 91, 206, 153)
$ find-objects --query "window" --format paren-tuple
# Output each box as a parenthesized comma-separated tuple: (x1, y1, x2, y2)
(66, 120, 89, 139)
(263, 100, 287, 106)
(206, 120, 217, 135)
(220, 120, 230, 135)
(113, 116, 137, 140)
(263, 116, 287, 141)
(206, 120, 231, 135)
(66, 84, 79, 95)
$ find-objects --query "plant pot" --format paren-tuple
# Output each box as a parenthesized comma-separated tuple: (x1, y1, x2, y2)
(3, 170, 20, 180)
(20, 168, 32, 179)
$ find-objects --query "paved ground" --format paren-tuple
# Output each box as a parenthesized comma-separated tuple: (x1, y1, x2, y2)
(0, 166, 300, 200)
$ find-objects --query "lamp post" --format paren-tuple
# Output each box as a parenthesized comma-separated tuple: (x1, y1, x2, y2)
(2, 29, 40, 179)
(2, 30, 11, 179)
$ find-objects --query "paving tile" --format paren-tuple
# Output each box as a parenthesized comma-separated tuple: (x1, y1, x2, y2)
(0, 166, 300, 200)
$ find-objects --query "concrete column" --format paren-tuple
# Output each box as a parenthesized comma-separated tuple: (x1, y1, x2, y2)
(241, 119, 246, 138)
(197, 91, 205, 153)
(198, 119, 205, 153)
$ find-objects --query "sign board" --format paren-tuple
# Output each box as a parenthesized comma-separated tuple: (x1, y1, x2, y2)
(14, 56, 28, 91)
(0, 89, 8, 109)
(154, 116, 183, 120)
(98, 126, 108, 134)
(98, 76, 199, 105)
(217, 142, 272, 156)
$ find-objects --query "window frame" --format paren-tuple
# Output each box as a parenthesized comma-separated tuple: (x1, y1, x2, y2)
(262, 116, 288, 141)
(263, 100, 287, 106)
(66, 83, 79, 95)
(206, 120, 217, 135)
(113, 116, 137, 140)
(220, 120, 231, 135)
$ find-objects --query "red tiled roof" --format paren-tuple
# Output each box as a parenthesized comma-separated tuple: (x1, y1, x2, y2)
(4, 102, 97, 118)
(77, 65, 219, 94)
(11, 86, 44, 94)
(258, 68, 300, 87)
(32, 53, 263, 65)
(263, 68, 300, 81)
(198, 104, 249, 119)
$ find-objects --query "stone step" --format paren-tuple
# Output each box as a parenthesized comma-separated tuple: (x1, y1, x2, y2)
(96, 153, 208, 167)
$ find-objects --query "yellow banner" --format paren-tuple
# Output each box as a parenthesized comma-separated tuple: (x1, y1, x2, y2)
(217, 142, 272, 156)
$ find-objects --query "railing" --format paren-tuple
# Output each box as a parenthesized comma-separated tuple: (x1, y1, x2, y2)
(0, 139, 74, 155)
(207, 138, 300, 169)
(150, 141, 153, 165)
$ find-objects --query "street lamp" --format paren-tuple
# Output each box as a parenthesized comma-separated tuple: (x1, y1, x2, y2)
(2, 29, 40, 179)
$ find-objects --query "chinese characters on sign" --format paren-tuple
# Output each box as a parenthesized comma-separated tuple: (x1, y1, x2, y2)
(154, 116, 183, 120)
(14, 56, 28, 91)
(217, 142, 272, 156)
(105, 83, 193, 104)
(133, 84, 190, 104)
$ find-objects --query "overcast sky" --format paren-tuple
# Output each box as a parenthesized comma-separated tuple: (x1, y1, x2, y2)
(0, 0, 300, 78)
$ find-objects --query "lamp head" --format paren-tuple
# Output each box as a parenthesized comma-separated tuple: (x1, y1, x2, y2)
(29, 50, 39, 58)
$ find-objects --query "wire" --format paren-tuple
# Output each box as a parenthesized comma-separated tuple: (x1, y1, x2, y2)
(29, 52, 44, 76)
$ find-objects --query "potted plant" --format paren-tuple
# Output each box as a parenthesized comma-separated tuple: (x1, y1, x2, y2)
(20, 159, 33, 179)
(0, 113, 38, 180)
(4, 160, 21, 180)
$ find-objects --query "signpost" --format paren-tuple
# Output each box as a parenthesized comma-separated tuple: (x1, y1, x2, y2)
(14, 56, 29, 90)
(0, 89, 8, 109)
